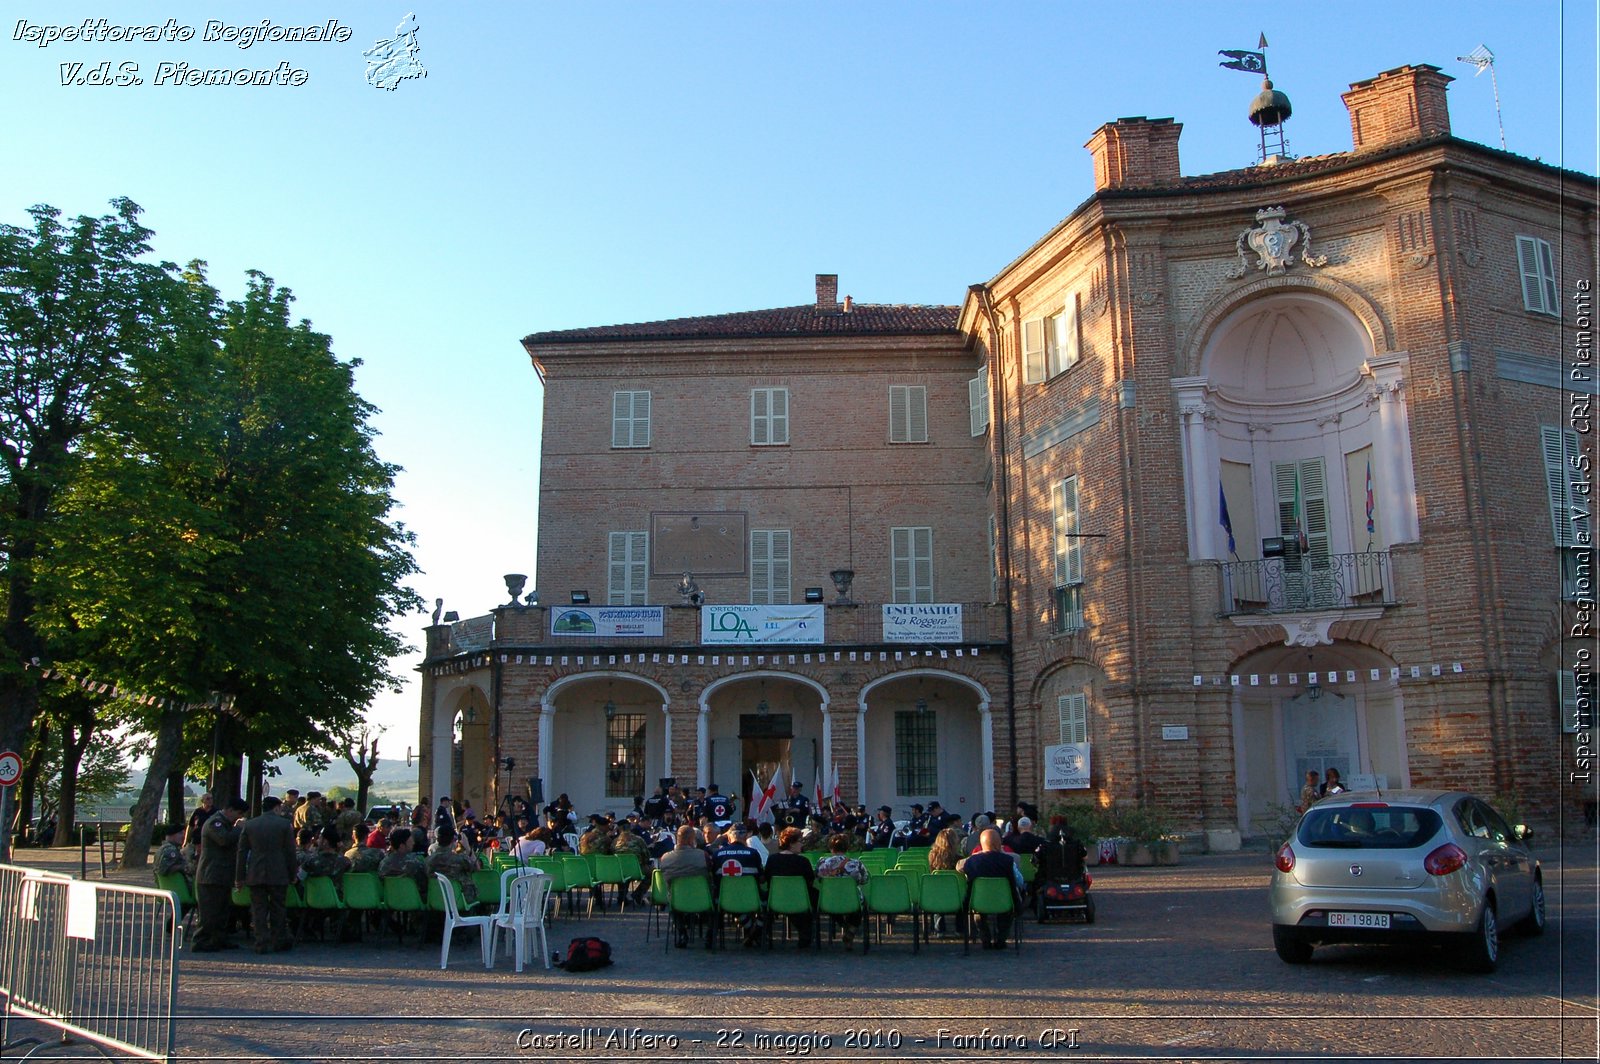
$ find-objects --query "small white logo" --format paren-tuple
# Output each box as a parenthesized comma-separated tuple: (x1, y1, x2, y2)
(364, 12, 425, 90)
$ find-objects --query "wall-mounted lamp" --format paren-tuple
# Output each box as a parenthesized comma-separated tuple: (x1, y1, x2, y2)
(915, 697, 929, 716)
(1305, 653, 1322, 702)
(803, 587, 825, 603)
(603, 699, 616, 720)
(757, 698, 770, 717)
(570, 589, 590, 605)
(465, 705, 477, 724)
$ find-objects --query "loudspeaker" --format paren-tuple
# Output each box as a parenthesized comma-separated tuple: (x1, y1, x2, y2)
(526, 777, 544, 805)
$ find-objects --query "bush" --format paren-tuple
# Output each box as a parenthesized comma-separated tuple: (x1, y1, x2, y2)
(1046, 801, 1116, 840)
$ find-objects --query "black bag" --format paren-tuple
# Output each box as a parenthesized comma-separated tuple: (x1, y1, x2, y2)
(558, 936, 613, 972)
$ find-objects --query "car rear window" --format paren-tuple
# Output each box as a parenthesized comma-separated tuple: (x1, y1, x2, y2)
(1297, 806, 1442, 849)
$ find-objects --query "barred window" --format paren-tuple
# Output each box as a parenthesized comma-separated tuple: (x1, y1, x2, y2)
(894, 710, 938, 795)
(606, 713, 647, 798)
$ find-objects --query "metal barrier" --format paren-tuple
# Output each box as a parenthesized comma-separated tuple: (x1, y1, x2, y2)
(0, 863, 180, 1063)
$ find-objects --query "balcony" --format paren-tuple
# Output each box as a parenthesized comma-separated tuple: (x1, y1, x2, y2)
(1219, 551, 1397, 616)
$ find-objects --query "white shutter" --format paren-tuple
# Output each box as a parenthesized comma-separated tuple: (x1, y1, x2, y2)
(751, 389, 769, 445)
(905, 386, 927, 443)
(1274, 460, 1328, 557)
(1538, 239, 1558, 313)
(912, 527, 932, 602)
(612, 392, 631, 448)
(969, 372, 990, 436)
(891, 526, 933, 603)
(751, 530, 791, 604)
(1518, 235, 1556, 314)
(1054, 477, 1082, 585)
(1543, 426, 1587, 546)
(1060, 295, 1080, 372)
(987, 513, 999, 603)
(1558, 671, 1582, 733)
(608, 531, 647, 604)
(1022, 318, 1045, 384)
(1058, 693, 1088, 744)
(768, 387, 789, 444)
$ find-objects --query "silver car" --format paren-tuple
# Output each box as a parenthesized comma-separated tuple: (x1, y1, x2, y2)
(1269, 789, 1544, 972)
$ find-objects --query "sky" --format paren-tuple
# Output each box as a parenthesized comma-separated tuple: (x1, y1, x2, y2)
(2, 1, 1594, 760)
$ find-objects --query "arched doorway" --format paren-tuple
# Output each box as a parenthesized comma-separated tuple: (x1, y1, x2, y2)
(542, 674, 669, 818)
(859, 671, 992, 822)
(701, 673, 826, 818)
(1230, 640, 1410, 837)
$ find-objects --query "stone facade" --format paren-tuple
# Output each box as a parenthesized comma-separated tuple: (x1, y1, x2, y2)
(422, 64, 1596, 840)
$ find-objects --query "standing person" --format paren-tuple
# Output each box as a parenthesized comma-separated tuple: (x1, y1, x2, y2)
(1321, 768, 1346, 797)
(185, 793, 215, 854)
(235, 796, 298, 953)
(192, 798, 248, 951)
(1299, 770, 1321, 812)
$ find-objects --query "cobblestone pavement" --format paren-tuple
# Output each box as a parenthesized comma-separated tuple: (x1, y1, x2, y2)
(6, 841, 1597, 1063)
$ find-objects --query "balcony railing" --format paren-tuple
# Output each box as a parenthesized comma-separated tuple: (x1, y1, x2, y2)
(1219, 551, 1397, 616)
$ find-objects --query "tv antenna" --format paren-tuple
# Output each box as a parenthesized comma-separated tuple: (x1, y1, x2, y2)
(1456, 45, 1506, 150)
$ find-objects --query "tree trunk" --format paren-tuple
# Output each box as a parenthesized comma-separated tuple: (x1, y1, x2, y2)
(53, 707, 93, 847)
(166, 769, 185, 828)
(211, 752, 243, 811)
(10, 718, 49, 840)
(120, 705, 184, 869)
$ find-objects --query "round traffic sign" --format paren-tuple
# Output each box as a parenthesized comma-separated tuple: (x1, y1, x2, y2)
(0, 750, 20, 787)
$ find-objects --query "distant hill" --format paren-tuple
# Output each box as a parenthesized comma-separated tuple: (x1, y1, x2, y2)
(103, 756, 420, 818)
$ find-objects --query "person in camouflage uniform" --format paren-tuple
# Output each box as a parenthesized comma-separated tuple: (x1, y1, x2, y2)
(300, 828, 351, 881)
(377, 828, 427, 890)
(425, 824, 481, 906)
(155, 824, 194, 877)
(345, 825, 385, 873)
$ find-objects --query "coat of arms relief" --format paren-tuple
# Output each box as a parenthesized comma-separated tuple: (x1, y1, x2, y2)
(1228, 206, 1328, 278)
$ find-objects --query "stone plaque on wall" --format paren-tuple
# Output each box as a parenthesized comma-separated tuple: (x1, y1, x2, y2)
(651, 511, 747, 576)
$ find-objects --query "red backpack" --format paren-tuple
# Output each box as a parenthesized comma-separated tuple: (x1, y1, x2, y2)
(558, 936, 612, 972)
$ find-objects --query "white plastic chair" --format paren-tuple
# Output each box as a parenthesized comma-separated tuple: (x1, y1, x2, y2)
(563, 833, 580, 852)
(435, 873, 495, 970)
(491, 869, 553, 972)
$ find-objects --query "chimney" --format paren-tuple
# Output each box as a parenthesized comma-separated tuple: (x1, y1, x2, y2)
(1341, 64, 1452, 152)
(815, 273, 839, 312)
(843, 295, 853, 313)
(1084, 117, 1183, 191)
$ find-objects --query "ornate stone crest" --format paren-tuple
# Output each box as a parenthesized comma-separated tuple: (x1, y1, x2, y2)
(1228, 206, 1327, 278)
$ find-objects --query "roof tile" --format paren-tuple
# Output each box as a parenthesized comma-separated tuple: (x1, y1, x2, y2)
(523, 302, 959, 345)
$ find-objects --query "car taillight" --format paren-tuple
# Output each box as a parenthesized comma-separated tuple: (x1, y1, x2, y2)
(1275, 843, 1295, 873)
(1083, 872, 1092, 888)
(1424, 842, 1468, 876)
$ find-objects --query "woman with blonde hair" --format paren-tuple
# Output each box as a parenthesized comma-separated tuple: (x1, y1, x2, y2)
(928, 826, 963, 871)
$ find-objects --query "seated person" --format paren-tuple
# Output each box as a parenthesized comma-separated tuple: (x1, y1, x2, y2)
(426, 824, 482, 906)
(658, 825, 713, 948)
(154, 823, 194, 878)
(376, 828, 427, 891)
(764, 826, 816, 947)
(815, 833, 868, 946)
(957, 828, 1023, 949)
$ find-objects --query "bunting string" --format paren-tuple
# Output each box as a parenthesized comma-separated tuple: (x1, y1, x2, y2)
(20, 658, 235, 713)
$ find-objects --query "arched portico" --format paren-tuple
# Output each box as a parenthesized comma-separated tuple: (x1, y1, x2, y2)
(540, 672, 672, 816)
(698, 672, 829, 813)
(858, 670, 993, 821)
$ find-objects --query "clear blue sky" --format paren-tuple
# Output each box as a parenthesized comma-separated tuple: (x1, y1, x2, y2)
(2, 1, 1594, 749)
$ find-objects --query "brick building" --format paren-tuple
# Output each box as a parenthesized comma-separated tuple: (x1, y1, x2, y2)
(420, 64, 1595, 841)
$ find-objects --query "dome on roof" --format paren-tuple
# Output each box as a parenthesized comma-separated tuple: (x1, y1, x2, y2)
(1248, 79, 1292, 127)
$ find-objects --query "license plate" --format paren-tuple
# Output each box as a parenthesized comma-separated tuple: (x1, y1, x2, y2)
(1328, 911, 1390, 928)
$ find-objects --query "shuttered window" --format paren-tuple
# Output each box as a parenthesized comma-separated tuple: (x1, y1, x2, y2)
(891, 526, 933, 603)
(1274, 459, 1330, 563)
(750, 529, 792, 604)
(889, 385, 928, 443)
(751, 387, 789, 445)
(1053, 476, 1083, 586)
(1022, 318, 1046, 384)
(1542, 426, 1590, 546)
(1023, 294, 1080, 384)
(611, 390, 651, 448)
(607, 531, 648, 605)
(969, 371, 990, 436)
(1058, 693, 1088, 744)
(1516, 235, 1558, 315)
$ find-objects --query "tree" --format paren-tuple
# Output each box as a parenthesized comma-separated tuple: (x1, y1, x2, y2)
(0, 199, 178, 863)
(37, 259, 421, 866)
(26, 714, 131, 841)
(339, 724, 384, 811)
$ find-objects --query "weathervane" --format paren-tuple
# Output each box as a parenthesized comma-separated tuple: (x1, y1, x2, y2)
(1220, 34, 1293, 163)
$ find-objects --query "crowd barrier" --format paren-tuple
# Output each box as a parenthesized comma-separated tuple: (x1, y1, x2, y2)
(0, 863, 180, 1063)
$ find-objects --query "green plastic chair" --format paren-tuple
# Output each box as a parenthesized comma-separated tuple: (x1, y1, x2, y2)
(302, 875, 344, 910)
(426, 875, 472, 914)
(765, 875, 814, 950)
(381, 874, 426, 944)
(966, 876, 1020, 953)
(816, 876, 865, 951)
(645, 867, 670, 941)
(865, 873, 918, 952)
(156, 872, 197, 935)
(340, 872, 383, 942)
(918, 872, 966, 945)
(715, 874, 764, 948)
(594, 853, 630, 911)
(531, 858, 569, 917)
(472, 868, 503, 910)
(665, 875, 716, 952)
(559, 856, 595, 918)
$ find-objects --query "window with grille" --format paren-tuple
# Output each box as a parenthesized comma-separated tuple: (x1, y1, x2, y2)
(611, 390, 651, 448)
(751, 529, 792, 604)
(1054, 584, 1085, 633)
(607, 531, 647, 604)
(891, 526, 933, 603)
(889, 385, 928, 443)
(751, 387, 789, 445)
(1057, 693, 1088, 743)
(894, 710, 938, 794)
(1516, 235, 1558, 316)
(605, 713, 647, 798)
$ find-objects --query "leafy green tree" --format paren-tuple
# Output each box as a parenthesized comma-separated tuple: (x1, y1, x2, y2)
(39, 261, 421, 866)
(0, 199, 179, 863)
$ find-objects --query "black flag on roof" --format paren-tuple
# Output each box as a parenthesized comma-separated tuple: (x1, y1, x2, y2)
(1218, 49, 1267, 73)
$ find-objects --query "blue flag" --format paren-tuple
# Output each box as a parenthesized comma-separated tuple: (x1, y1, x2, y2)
(1219, 483, 1237, 555)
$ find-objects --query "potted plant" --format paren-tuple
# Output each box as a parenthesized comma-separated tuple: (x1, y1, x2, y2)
(1047, 801, 1116, 865)
(1110, 805, 1178, 866)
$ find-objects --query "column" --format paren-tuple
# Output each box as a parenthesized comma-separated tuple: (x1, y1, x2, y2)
(1172, 377, 1217, 559)
(1365, 353, 1420, 544)
(978, 700, 995, 812)
(696, 704, 710, 789)
(537, 704, 555, 798)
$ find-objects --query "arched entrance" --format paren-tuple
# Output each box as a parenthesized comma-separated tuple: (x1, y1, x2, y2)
(541, 674, 670, 818)
(701, 673, 826, 818)
(859, 671, 992, 822)
(430, 684, 491, 812)
(1230, 641, 1410, 837)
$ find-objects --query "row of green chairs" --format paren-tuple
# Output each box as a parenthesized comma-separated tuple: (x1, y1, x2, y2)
(486, 852, 647, 916)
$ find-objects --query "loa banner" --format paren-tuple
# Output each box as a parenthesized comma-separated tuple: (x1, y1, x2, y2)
(701, 604, 824, 645)
(1043, 742, 1092, 790)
